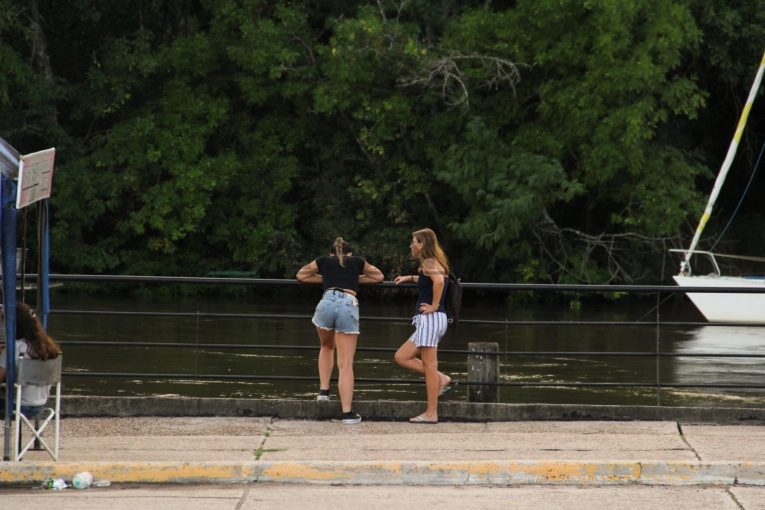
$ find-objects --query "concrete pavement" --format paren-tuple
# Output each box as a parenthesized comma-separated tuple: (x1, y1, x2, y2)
(0, 484, 762, 509)
(2, 413, 765, 487)
(3, 398, 765, 508)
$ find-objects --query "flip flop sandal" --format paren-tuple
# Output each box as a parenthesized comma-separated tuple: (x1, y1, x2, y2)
(438, 382, 457, 398)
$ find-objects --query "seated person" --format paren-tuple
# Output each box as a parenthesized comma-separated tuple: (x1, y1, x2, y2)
(0, 303, 61, 417)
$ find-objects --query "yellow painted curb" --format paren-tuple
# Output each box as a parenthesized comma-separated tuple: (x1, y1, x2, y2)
(0, 460, 764, 486)
(0, 462, 261, 484)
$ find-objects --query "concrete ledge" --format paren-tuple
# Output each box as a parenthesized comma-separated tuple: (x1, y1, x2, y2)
(60, 396, 765, 425)
(2, 460, 765, 486)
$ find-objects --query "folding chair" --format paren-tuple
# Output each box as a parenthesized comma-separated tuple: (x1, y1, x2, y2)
(13, 356, 62, 461)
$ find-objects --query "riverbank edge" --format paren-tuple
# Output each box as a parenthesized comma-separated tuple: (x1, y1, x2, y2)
(60, 396, 765, 424)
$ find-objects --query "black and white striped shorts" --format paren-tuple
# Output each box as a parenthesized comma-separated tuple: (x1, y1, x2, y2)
(408, 312, 448, 348)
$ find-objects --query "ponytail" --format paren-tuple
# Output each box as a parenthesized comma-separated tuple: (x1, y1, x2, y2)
(333, 237, 352, 267)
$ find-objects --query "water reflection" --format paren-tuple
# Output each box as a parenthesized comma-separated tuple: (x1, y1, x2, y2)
(42, 293, 765, 408)
(671, 326, 765, 406)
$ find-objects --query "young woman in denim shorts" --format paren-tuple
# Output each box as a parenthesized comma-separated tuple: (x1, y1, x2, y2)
(297, 237, 383, 424)
(393, 228, 454, 424)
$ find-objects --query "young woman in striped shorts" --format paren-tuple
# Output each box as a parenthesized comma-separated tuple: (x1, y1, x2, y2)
(393, 228, 454, 424)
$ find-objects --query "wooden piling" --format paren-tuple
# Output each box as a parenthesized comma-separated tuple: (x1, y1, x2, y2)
(467, 342, 499, 403)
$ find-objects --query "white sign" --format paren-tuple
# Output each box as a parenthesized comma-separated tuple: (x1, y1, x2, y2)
(16, 148, 55, 209)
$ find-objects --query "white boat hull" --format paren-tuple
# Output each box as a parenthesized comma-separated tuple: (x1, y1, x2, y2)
(673, 275, 765, 323)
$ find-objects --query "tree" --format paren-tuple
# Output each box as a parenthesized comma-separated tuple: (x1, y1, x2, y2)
(434, 0, 710, 283)
(0, 0, 753, 289)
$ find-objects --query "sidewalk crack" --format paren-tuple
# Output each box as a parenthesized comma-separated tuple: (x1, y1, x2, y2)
(726, 487, 745, 510)
(235, 487, 250, 510)
(677, 422, 702, 461)
(254, 421, 273, 461)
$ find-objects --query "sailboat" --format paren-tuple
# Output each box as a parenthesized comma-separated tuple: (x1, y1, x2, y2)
(672, 50, 765, 323)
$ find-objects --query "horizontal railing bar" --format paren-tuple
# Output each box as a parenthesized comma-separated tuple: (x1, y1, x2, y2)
(48, 310, 406, 321)
(466, 352, 765, 358)
(468, 382, 765, 389)
(60, 373, 424, 384)
(16, 273, 765, 293)
(57, 372, 765, 389)
(54, 341, 765, 358)
(45, 309, 765, 328)
(56, 341, 325, 351)
(472, 382, 765, 389)
(457, 321, 763, 327)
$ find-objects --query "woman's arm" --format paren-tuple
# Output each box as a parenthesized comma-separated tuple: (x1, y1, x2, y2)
(296, 261, 323, 284)
(419, 258, 444, 314)
(393, 274, 417, 284)
(359, 262, 384, 284)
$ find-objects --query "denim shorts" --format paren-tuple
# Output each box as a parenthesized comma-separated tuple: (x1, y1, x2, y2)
(0, 399, 44, 418)
(408, 312, 448, 348)
(312, 290, 360, 335)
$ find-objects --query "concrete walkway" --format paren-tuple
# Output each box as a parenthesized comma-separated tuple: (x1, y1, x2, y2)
(0, 484, 762, 510)
(2, 415, 765, 487)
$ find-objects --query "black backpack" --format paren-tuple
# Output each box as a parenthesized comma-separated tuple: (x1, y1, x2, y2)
(444, 273, 463, 331)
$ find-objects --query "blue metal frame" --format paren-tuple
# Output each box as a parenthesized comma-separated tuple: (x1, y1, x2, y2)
(1, 174, 17, 460)
(0, 155, 51, 459)
(38, 200, 50, 328)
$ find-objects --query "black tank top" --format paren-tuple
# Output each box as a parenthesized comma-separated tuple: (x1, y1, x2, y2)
(415, 269, 448, 314)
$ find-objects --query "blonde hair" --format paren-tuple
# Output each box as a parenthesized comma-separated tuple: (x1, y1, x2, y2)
(413, 228, 449, 273)
(333, 237, 352, 267)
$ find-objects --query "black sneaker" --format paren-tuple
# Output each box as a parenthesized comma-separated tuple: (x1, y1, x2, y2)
(317, 389, 330, 401)
(341, 412, 362, 424)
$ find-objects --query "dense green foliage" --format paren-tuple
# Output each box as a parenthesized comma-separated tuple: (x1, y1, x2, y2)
(3, 0, 765, 286)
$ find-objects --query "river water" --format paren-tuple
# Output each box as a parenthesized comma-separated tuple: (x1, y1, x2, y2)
(45, 292, 765, 408)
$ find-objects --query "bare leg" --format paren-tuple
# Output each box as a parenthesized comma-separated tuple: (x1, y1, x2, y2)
(395, 341, 451, 390)
(418, 347, 440, 422)
(316, 326, 335, 391)
(394, 340, 421, 372)
(335, 332, 358, 413)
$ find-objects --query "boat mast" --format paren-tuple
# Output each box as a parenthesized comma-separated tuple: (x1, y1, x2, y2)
(680, 50, 765, 275)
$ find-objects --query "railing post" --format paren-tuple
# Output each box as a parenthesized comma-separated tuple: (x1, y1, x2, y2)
(194, 311, 200, 379)
(656, 292, 662, 406)
(504, 319, 508, 387)
(468, 342, 499, 403)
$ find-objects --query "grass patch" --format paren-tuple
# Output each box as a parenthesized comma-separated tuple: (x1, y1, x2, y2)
(255, 448, 286, 460)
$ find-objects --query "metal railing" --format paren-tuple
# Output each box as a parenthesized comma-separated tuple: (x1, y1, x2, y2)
(35, 274, 765, 405)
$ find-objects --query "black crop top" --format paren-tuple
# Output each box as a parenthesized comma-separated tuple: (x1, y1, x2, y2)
(316, 255, 367, 292)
